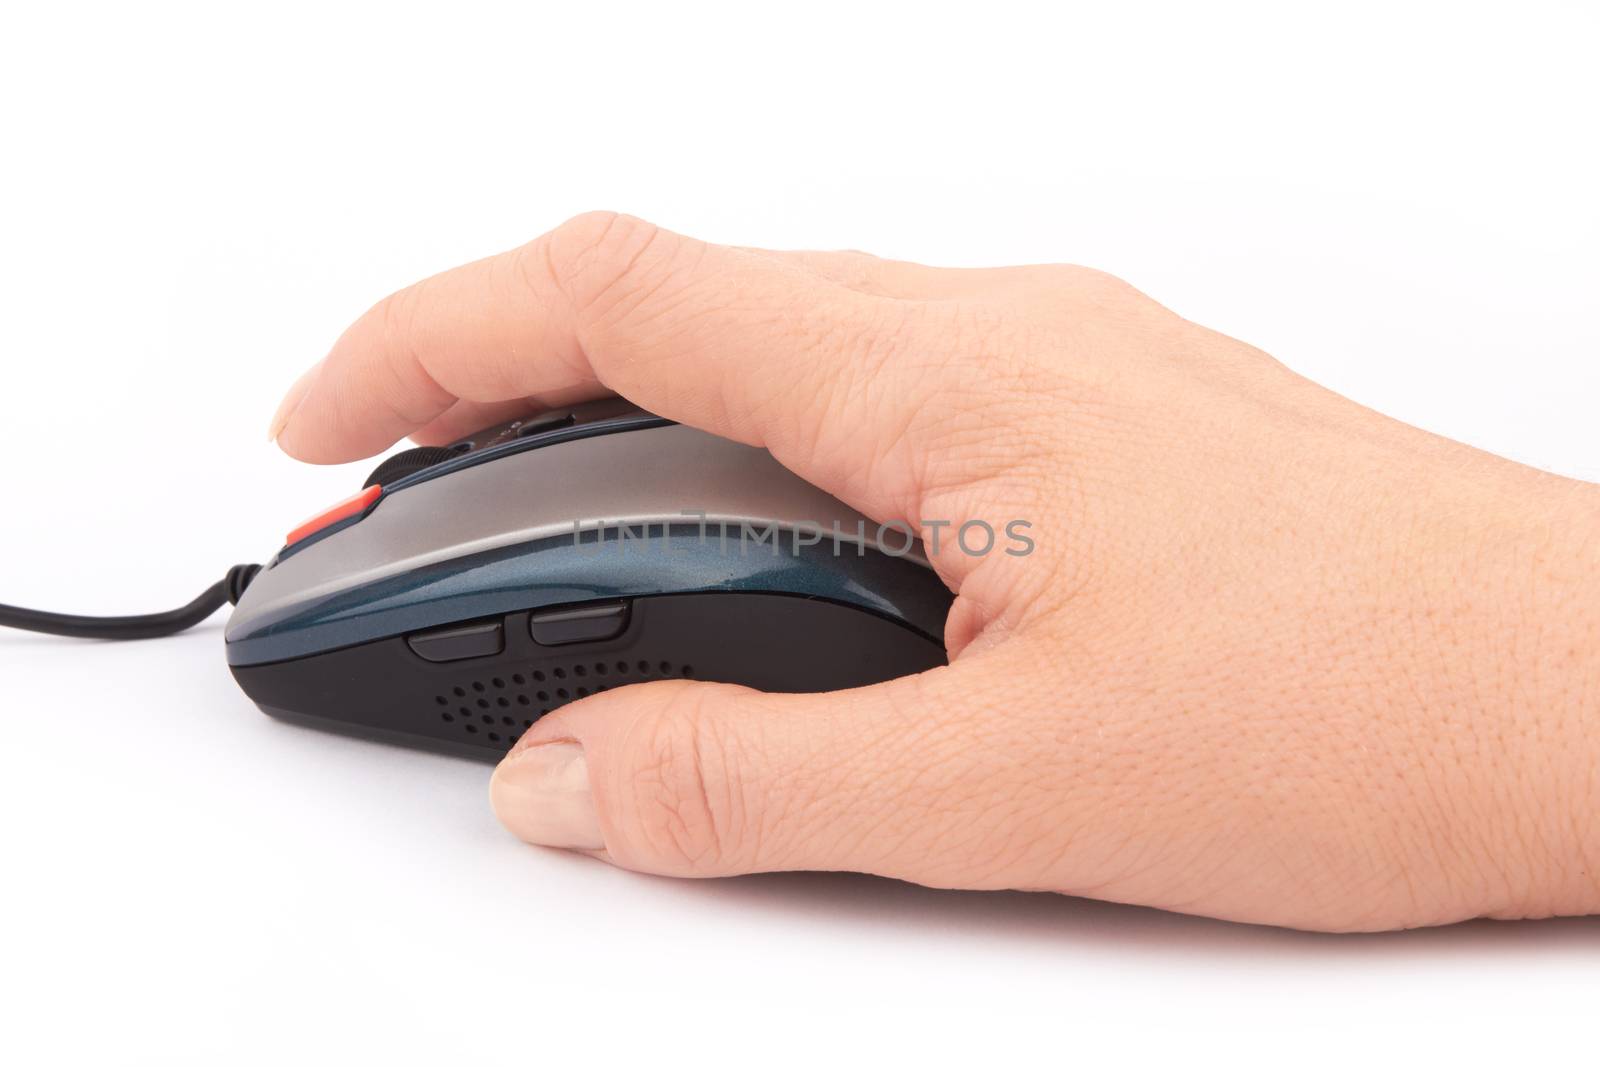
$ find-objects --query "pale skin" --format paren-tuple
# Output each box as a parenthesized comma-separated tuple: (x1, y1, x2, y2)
(271, 212, 1600, 932)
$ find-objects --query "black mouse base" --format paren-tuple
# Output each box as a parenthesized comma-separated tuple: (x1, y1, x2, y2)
(230, 592, 947, 762)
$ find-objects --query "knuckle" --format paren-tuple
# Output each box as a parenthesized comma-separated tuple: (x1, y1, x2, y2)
(1040, 264, 1166, 327)
(613, 685, 755, 873)
(1035, 262, 1133, 299)
(1060, 263, 1133, 293)
(541, 210, 667, 317)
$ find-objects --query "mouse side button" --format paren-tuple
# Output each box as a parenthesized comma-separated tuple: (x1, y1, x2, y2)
(406, 620, 505, 662)
(529, 601, 630, 646)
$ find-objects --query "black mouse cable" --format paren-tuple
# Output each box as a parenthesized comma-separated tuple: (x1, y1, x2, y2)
(0, 563, 262, 640)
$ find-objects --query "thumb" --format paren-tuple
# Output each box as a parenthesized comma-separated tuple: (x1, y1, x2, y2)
(487, 663, 1014, 880)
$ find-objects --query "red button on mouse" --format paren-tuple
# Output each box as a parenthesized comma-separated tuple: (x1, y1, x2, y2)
(285, 484, 383, 547)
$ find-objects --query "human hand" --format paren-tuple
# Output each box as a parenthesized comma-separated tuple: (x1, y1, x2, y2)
(271, 213, 1600, 931)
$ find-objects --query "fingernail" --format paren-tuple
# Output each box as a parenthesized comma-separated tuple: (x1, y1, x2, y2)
(490, 741, 604, 851)
(268, 360, 324, 442)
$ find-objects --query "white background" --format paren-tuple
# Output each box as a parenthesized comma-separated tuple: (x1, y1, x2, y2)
(2, 2, 1597, 1063)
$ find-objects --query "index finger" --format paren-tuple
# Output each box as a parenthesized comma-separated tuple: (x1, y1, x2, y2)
(272, 212, 938, 511)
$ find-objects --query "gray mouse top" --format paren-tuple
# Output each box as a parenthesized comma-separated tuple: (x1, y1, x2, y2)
(226, 401, 948, 667)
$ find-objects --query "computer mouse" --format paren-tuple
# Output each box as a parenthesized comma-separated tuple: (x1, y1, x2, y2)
(224, 398, 953, 760)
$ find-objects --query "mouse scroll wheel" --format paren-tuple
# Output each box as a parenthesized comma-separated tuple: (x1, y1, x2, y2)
(362, 446, 460, 490)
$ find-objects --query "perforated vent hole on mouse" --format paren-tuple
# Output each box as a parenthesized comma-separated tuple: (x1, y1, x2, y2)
(435, 660, 695, 747)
